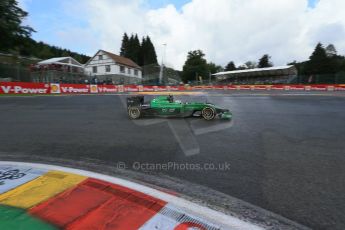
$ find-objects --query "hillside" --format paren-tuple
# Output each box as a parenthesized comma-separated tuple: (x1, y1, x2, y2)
(7, 37, 90, 65)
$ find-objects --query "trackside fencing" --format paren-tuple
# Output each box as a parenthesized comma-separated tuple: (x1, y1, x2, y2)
(0, 82, 345, 95)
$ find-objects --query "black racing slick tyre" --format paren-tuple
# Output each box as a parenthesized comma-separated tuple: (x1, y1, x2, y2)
(128, 107, 141, 119)
(201, 107, 216, 120)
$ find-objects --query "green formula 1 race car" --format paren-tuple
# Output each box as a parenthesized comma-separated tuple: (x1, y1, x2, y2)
(126, 95, 232, 120)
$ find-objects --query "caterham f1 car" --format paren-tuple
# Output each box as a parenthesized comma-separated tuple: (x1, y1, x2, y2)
(126, 95, 232, 120)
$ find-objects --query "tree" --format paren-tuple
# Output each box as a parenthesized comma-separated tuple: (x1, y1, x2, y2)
(225, 61, 236, 71)
(133, 34, 141, 64)
(182, 50, 208, 83)
(236, 65, 247, 70)
(325, 44, 337, 57)
(120, 33, 129, 56)
(146, 36, 158, 65)
(125, 34, 141, 64)
(138, 37, 146, 66)
(0, 0, 35, 51)
(288, 43, 345, 83)
(305, 42, 330, 74)
(37, 46, 54, 59)
(123, 34, 133, 60)
(309, 43, 327, 62)
(258, 54, 273, 68)
(120, 33, 157, 66)
(245, 61, 257, 69)
(140, 36, 158, 66)
(207, 62, 223, 81)
(0, 1, 89, 62)
(207, 62, 223, 74)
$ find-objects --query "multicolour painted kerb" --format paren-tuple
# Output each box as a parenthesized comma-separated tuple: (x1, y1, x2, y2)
(0, 164, 222, 230)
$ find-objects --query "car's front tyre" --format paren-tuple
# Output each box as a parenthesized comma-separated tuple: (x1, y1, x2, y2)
(201, 107, 216, 120)
(128, 107, 141, 119)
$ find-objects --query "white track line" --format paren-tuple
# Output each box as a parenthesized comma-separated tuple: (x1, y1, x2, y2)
(0, 161, 262, 230)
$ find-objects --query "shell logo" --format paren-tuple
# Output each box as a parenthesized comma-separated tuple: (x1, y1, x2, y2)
(50, 84, 60, 93)
(118, 85, 124, 92)
(327, 86, 335, 91)
(90, 85, 98, 93)
(51, 85, 58, 92)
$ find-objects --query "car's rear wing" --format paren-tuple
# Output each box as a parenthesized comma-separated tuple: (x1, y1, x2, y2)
(126, 96, 144, 108)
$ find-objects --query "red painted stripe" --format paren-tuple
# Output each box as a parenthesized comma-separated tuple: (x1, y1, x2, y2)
(67, 196, 165, 230)
(30, 178, 167, 229)
(29, 181, 112, 227)
(175, 222, 207, 230)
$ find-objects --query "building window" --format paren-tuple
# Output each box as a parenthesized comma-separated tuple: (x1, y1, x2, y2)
(92, 66, 97, 73)
(120, 66, 125, 73)
(105, 65, 111, 72)
(99, 55, 103, 60)
(127, 68, 131, 74)
(134, 70, 138, 76)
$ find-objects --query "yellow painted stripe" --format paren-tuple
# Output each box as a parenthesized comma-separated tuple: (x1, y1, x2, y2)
(0, 170, 86, 209)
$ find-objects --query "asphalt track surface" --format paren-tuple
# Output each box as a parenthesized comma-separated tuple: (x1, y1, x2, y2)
(1, 91, 345, 229)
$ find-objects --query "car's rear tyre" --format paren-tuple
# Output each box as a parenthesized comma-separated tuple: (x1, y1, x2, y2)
(128, 107, 141, 119)
(202, 107, 216, 120)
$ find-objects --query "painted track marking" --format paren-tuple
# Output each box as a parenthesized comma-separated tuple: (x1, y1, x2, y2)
(0, 161, 263, 230)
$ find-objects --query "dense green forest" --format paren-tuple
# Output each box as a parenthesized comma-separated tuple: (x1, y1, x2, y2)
(14, 37, 90, 64)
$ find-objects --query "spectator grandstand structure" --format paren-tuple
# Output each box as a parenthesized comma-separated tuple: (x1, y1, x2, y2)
(30, 57, 88, 84)
(213, 65, 298, 84)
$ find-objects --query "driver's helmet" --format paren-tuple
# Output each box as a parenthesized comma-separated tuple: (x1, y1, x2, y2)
(168, 95, 174, 103)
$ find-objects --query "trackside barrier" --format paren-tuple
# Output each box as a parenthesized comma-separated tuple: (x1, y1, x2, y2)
(1, 82, 345, 95)
(0, 82, 50, 94)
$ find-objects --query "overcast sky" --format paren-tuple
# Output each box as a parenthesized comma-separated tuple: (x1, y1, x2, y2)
(18, 0, 345, 70)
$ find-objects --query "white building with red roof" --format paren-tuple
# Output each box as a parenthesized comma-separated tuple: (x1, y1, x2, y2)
(84, 50, 142, 82)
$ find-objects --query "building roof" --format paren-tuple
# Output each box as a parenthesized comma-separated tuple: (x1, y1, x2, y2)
(212, 65, 297, 78)
(86, 50, 141, 69)
(103, 50, 141, 69)
(37, 57, 83, 68)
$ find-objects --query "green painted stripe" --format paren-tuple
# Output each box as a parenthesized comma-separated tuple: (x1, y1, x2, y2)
(0, 205, 57, 230)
